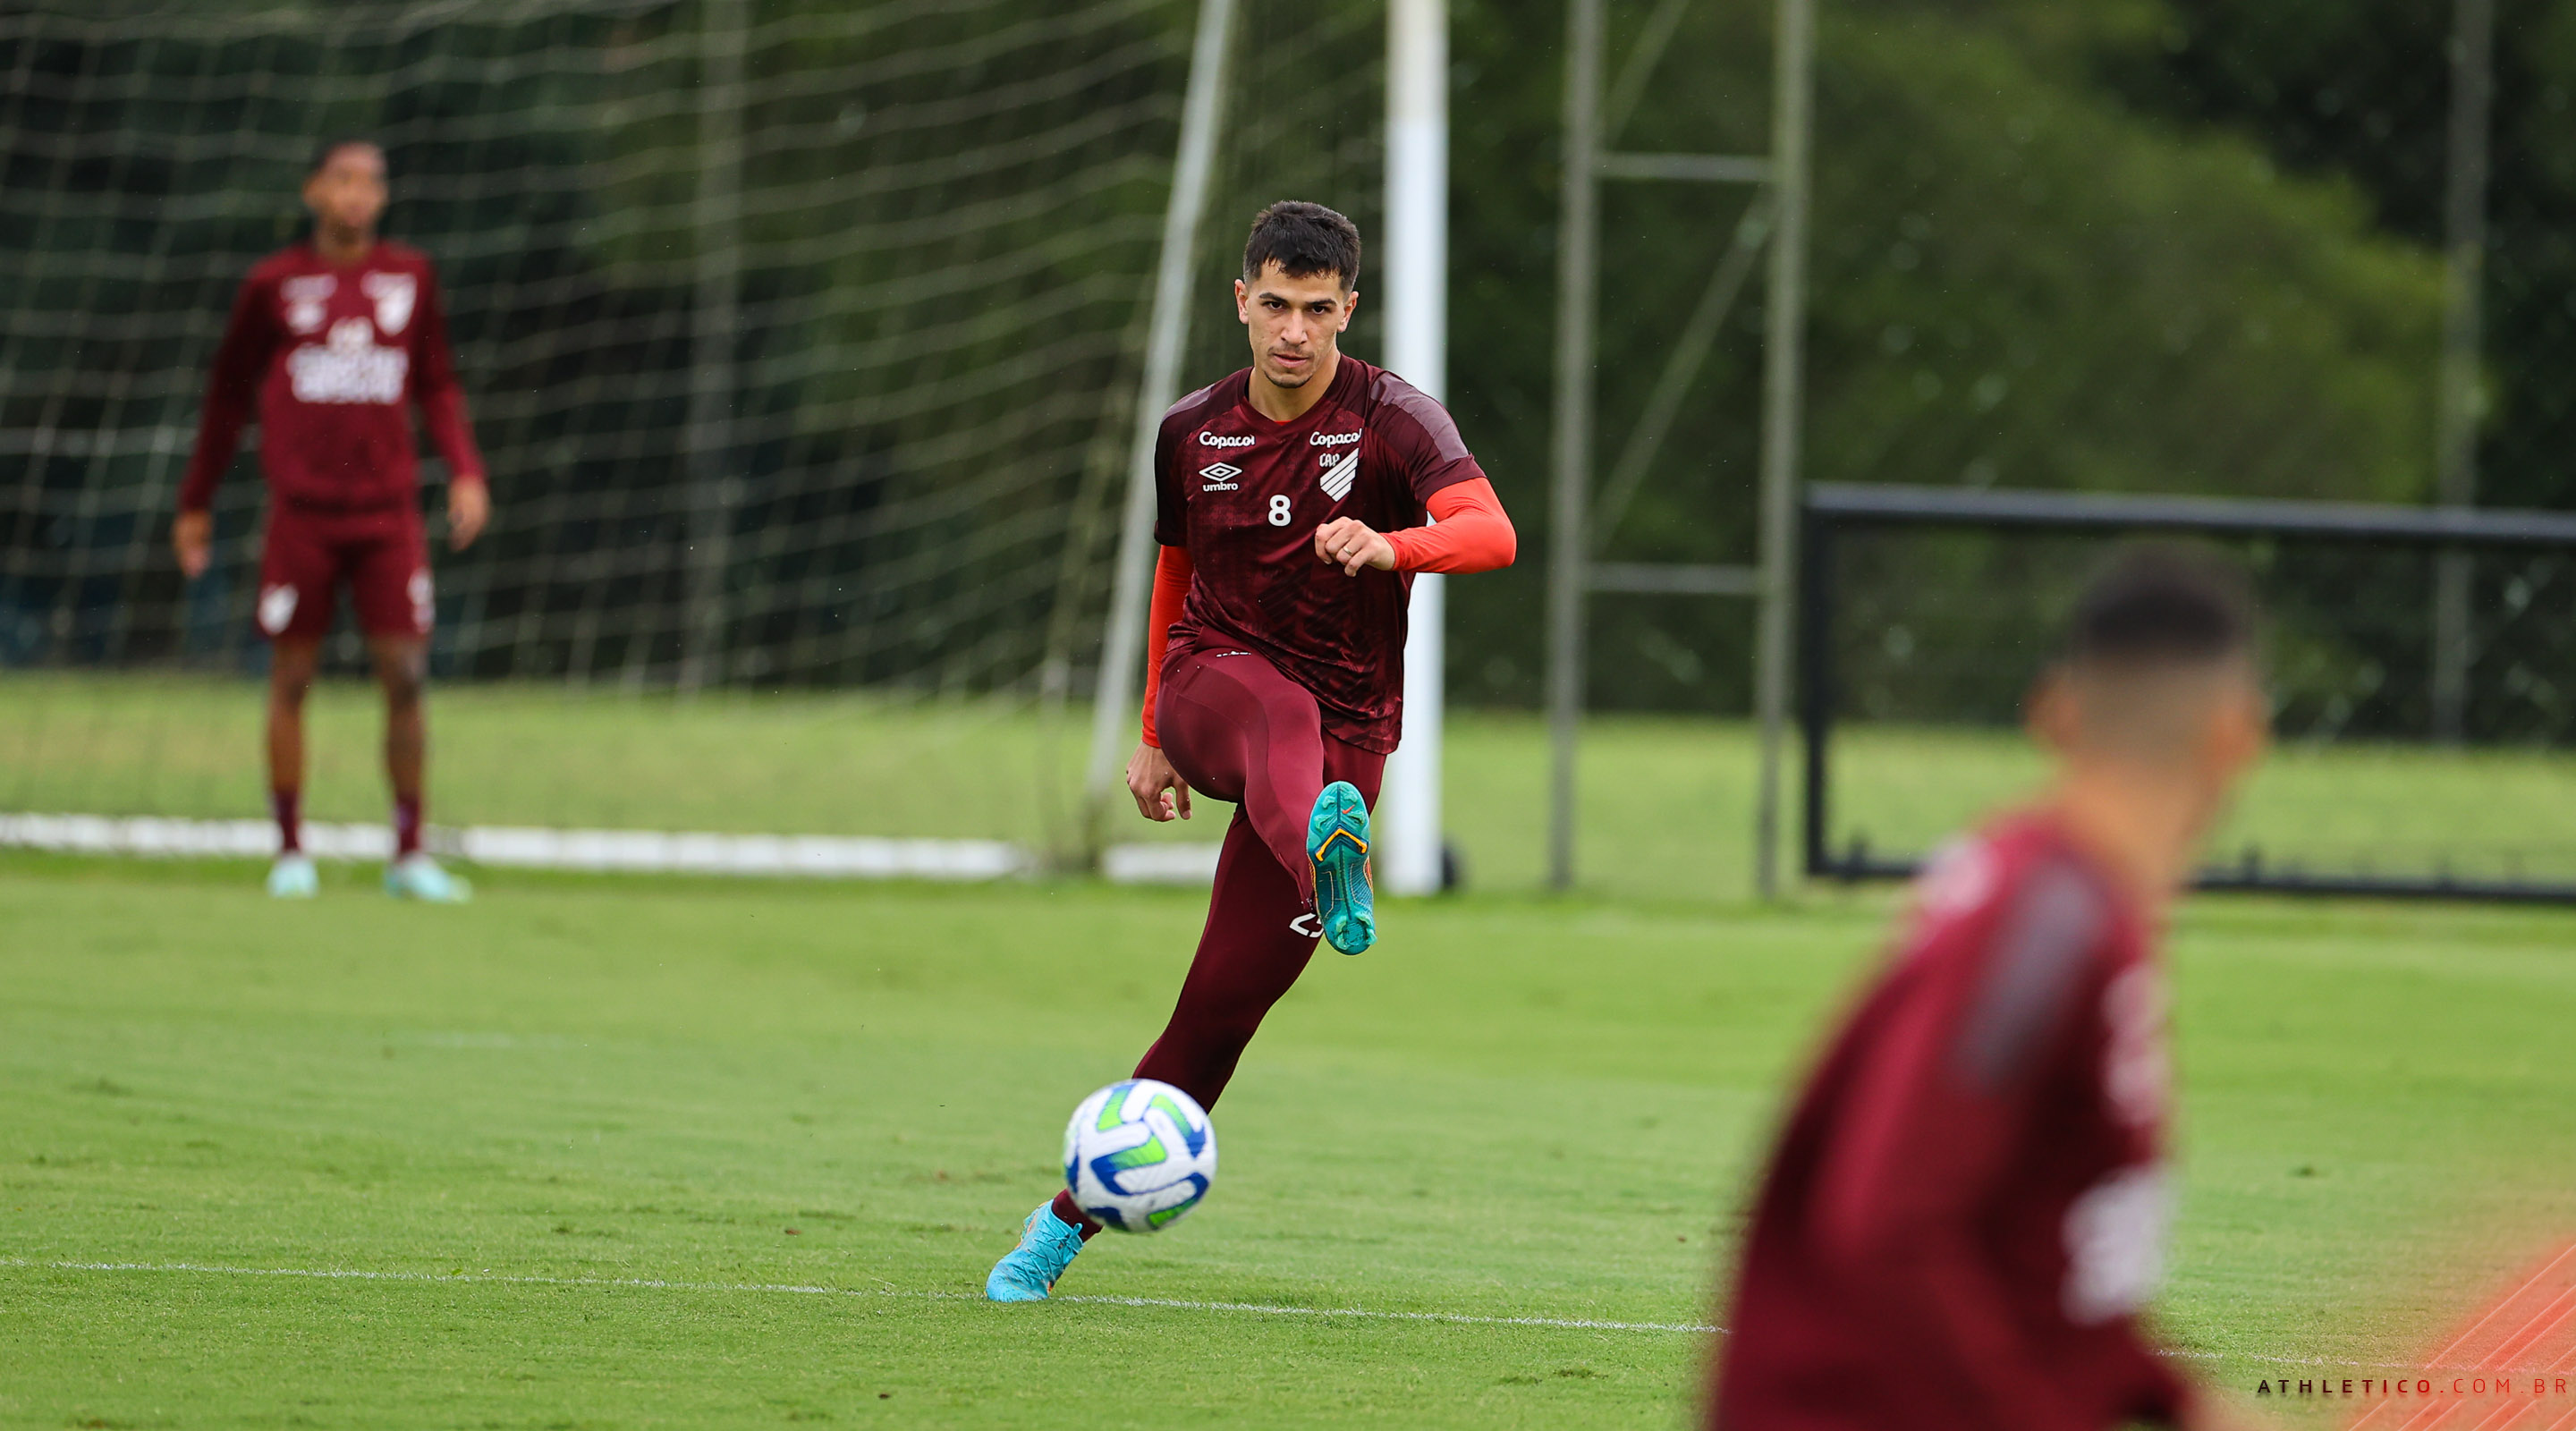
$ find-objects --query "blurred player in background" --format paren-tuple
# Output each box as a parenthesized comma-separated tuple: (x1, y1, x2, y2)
(986, 201, 1517, 1300)
(1708, 546, 2273, 1431)
(172, 139, 487, 902)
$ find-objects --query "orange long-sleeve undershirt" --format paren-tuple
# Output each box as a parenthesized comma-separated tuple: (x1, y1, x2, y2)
(1139, 477, 1515, 747)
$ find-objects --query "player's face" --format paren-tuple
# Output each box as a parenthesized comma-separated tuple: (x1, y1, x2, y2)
(1234, 264, 1356, 390)
(303, 146, 388, 238)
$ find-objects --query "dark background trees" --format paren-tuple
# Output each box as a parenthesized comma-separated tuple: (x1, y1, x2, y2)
(4, 0, 2570, 723)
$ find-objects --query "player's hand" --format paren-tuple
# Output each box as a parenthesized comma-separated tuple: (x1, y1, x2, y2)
(172, 510, 213, 580)
(1127, 742, 1192, 822)
(1313, 518, 1395, 576)
(447, 478, 490, 551)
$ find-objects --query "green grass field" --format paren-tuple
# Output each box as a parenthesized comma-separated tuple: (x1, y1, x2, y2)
(11, 672, 2576, 900)
(5, 848, 2574, 1428)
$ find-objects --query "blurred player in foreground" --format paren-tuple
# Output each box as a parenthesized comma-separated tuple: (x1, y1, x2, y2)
(986, 201, 1517, 1300)
(173, 139, 487, 902)
(1708, 546, 2272, 1431)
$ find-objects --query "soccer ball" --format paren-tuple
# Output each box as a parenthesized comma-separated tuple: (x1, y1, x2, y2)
(1063, 1079, 1217, 1233)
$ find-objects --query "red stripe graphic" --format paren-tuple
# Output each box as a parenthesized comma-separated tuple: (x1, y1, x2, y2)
(2347, 1243, 2576, 1431)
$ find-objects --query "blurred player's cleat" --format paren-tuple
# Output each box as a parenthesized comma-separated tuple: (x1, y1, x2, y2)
(384, 853, 471, 903)
(267, 852, 318, 900)
(1308, 780, 1374, 955)
(985, 1203, 1086, 1302)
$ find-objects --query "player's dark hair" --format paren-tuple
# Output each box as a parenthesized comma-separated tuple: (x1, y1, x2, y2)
(309, 137, 383, 175)
(1241, 200, 1362, 290)
(2064, 543, 2258, 668)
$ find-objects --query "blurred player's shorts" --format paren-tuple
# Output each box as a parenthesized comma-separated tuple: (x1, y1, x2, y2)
(257, 504, 430, 641)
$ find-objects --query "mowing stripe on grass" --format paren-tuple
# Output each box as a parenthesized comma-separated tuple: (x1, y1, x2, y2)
(4, 1255, 2546, 1372)
(0, 1257, 1715, 1334)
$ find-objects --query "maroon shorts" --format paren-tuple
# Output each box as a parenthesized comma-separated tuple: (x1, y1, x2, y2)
(256, 504, 433, 642)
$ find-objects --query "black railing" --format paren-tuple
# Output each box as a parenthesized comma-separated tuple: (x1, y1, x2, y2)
(1800, 482, 2576, 903)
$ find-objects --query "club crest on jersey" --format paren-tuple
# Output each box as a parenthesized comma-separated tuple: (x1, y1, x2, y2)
(282, 274, 335, 334)
(1318, 448, 1359, 501)
(1199, 461, 1241, 491)
(361, 271, 416, 335)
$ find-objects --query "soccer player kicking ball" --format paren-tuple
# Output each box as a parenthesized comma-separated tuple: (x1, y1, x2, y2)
(171, 140, 487, 902)
(1707, 546, 2274, 1431)
(987, 201, 1516, 1300)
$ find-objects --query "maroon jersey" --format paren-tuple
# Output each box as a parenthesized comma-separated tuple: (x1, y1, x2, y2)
(1152, 356, 1484, 754)
(179, 241, 483, 514)
(1711, 811, 2187, 1431)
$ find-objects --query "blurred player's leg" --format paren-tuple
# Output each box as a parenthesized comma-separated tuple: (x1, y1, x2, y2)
(264, 637, 322, 899)
(257, 508, 341, 899)
(351, 511, 467, 903)
(369, 636, 427, 854)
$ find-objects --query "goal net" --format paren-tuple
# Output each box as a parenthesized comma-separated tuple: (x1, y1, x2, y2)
(0, 0, 1383, 873)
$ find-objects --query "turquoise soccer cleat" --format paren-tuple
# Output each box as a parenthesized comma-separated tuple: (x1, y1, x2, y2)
(1307, 780, 1375, 955)
(384, 853, 472, 903)
(986, 1203, 1087, 1302)
(267, 853, 318, 900)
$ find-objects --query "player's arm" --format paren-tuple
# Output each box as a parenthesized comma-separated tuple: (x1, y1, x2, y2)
(1315, 385, 1514, 575)
(411, 263, 489, 550)
(1127, 409, 1195, 822)
(1128, 545, 1195, 821)
(1312, 478, 1514, 576)
(1809, 872, 2183, 1431)
(174, 272, 281, 578)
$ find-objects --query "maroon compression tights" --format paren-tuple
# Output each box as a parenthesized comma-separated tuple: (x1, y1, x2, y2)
(1052, 645, 1384, 1238)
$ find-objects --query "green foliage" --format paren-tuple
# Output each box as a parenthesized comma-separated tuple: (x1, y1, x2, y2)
(1448, 0, 2445, 713)
(1808, 7, 2442, 502)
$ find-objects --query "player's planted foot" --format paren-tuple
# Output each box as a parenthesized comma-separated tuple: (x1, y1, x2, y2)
(384, 853, 471, 903)
(985, 1203, 1086, 1302)
(1307, 780, 1374, 955)
(267, 852, 318, 899)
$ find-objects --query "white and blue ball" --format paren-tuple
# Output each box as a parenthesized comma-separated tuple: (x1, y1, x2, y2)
(1063, 1079, 1216, 1233)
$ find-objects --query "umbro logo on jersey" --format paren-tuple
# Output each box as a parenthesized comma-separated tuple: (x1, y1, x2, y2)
(1199, 432, 1255, 447)
(1318, 449, 1359, 501)
(1310, 430, 1361, 446)
(1199, 461, 1241, 491)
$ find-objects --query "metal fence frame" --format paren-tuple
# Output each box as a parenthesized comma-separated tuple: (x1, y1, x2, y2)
(1799, 481, 2576, 903)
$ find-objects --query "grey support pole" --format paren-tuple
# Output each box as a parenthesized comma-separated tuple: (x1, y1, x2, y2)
(1751, 0, 1816, 900)
(1545, 0, 1604, 892)
(679, 0, 746, 690)
(2433, 0, 2495, 744)
(1082, 0, 1237, 848)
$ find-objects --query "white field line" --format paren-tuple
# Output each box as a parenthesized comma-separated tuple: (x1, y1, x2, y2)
(1, 1256, 1704, 1334)
(0, 811, 1224, 885)
(0, 1255, 2538, 1370)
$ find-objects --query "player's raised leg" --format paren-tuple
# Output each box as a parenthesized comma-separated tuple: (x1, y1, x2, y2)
(264, 635, 322, 899)
(1157, 644, 1379, 953)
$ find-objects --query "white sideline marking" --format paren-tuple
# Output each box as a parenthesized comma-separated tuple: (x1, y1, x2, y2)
(0, 811, 1221, 885)
(1100, 842, 1224, 885)
(0, 1257, 2515, 1369)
